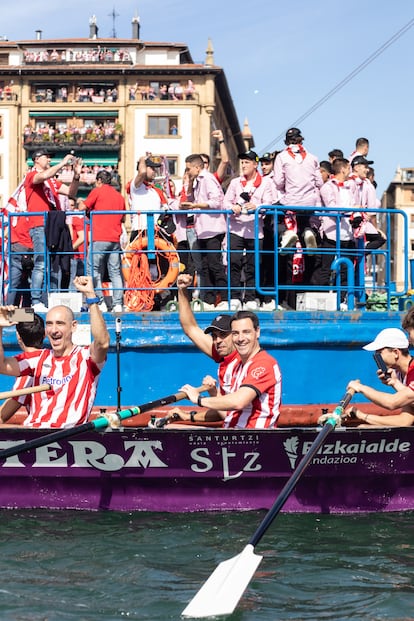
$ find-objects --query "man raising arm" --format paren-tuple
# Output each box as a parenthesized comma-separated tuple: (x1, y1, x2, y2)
(0, 276, 110, 428)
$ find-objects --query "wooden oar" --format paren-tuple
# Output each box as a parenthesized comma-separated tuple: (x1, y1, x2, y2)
(181, 389, 354, 619)
(0, 385, 207, 461)
(0, 384, 51, 401)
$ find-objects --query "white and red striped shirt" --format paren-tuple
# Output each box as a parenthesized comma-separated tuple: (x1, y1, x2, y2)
(223, 349, 282, 429)
(16, 346, 104, 428)
(211, 348, 240, 395)
(11, 374, 32, 410)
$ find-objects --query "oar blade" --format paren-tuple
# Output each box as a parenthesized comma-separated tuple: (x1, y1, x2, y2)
(181, 544, 262, 618)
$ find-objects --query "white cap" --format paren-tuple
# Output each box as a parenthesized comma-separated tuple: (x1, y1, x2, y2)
(362, 328, 409, 351)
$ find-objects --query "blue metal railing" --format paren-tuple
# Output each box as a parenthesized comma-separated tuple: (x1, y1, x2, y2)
(1, 205, 408, 311)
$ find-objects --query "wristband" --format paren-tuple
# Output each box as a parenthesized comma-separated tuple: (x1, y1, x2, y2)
(86, 297, 100, 305)
(197, 396, 203, 407)
(189, 410, 197, 422)
(73, 175, 80, 181)
(219, 140, 224, 144)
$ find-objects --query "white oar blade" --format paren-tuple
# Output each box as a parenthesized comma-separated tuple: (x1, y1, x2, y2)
(181, 544, 262, 618)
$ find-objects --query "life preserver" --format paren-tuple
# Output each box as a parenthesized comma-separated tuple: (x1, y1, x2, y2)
(122, 234, 180, 311)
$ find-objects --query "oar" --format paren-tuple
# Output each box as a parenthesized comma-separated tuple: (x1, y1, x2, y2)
(0, 384, 51, 401)
(181, 389, 354, 619)
(0, 385, 207, 461)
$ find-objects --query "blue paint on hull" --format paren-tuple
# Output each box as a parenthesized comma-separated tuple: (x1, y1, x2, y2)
(0, 310, 403, 407)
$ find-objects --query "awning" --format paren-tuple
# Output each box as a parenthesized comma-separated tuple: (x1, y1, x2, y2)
(78, 155, 119, 166)
(26, 155, 119, 167)
(29, 111, 73, 117)
(29, 111, 118, 118)
(74, 111, 118, 118)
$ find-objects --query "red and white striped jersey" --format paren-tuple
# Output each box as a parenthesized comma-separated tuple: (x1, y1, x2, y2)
(9, 374, 32, 410)
(223, 349, 282, 429)
(212, 348, 240, 395)
(16, 346, 104, 428)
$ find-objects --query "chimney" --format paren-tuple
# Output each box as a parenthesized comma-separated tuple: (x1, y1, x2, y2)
(205, 38, 214, 66)
(132, 15, 140, 40)
(89, 15, 99, 39)
(35, 30, 42, 40)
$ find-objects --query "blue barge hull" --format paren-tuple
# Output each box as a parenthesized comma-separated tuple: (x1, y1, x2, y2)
(0, 310, 404, 407)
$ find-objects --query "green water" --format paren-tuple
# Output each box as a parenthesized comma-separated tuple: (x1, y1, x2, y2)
(0, 510, 412, 620)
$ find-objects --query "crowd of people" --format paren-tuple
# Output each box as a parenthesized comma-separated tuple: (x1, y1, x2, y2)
(23, 120, 121, 144)
(23, 48, 132, 64)
(128, 80, 196, 101)
(3, 127, 386, 316)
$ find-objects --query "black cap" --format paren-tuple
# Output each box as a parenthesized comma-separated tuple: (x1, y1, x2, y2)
(204, 314, 232, 335)
(32, 149, 52, 161)
(285, 127, 303, 142)
(238, 150, 259, 162)
(351, 155, 374, 167)
(145, 158, 161, 169)
(259, 152, 275, 162)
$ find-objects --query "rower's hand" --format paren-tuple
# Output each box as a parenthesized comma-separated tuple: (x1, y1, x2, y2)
(347, 379, 361, 393)
(180, 384, 200, 404)
(202, 375, 217, 396)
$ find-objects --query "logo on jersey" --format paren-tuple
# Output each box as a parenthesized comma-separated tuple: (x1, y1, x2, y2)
(251, 366, 265, 380)
(41, 374, 73, 387)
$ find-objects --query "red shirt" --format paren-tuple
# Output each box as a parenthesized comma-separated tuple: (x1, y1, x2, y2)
(84, 184, 125, 242)
(69, 214, 88, 259)
(405, 358, 414, 391)
(24, 170, 63, 228)
(9, 215, 33, 248)
(212, 347, 240, 395)
(223, 349, 282, 429)
(16, 346, 104, 428)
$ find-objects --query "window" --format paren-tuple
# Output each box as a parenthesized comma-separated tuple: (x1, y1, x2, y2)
(148, 116, 178, 136)
(153, 156, 179, 176)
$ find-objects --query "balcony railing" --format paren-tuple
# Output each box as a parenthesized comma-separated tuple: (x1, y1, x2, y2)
(0, 206, 408, 312)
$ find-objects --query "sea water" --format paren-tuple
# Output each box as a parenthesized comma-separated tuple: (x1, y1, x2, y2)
(0, 510, 412, 620)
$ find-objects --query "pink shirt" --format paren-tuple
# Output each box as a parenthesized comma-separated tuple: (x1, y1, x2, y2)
(319, 179, 354, 241)
(192, 170, 226, 240)
(223, 175, 274, 239)
(348, 176, 377, 208)
(273, 147, 323, 207)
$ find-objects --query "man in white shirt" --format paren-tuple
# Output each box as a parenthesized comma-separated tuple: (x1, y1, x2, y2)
(127, 156, 167, 241)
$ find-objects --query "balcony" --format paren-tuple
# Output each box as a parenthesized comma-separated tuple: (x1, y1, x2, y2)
(23, 127, 123, 157)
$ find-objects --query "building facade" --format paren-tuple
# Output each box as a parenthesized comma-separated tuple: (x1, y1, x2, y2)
(382, 167, 414, 290)
(0, 15, 247, 204)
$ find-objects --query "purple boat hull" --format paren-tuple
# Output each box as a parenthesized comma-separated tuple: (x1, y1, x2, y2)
(0, 426, 412, 513)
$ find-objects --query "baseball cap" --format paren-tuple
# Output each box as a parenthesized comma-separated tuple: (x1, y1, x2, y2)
(238, 150, 259, 162)
(204, 314, 232, 335)
(362, 328, 409, 351)
(285, 127, 303, 141)
(145, 157, 161, 168)
(32, 149, 51, 161)
(351, 155, 374, 167)
(259, 152, 274, 162)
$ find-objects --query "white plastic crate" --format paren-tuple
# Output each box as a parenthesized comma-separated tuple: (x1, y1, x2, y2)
(296, 292, 337, 311)
(48, 292, 83, 313)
